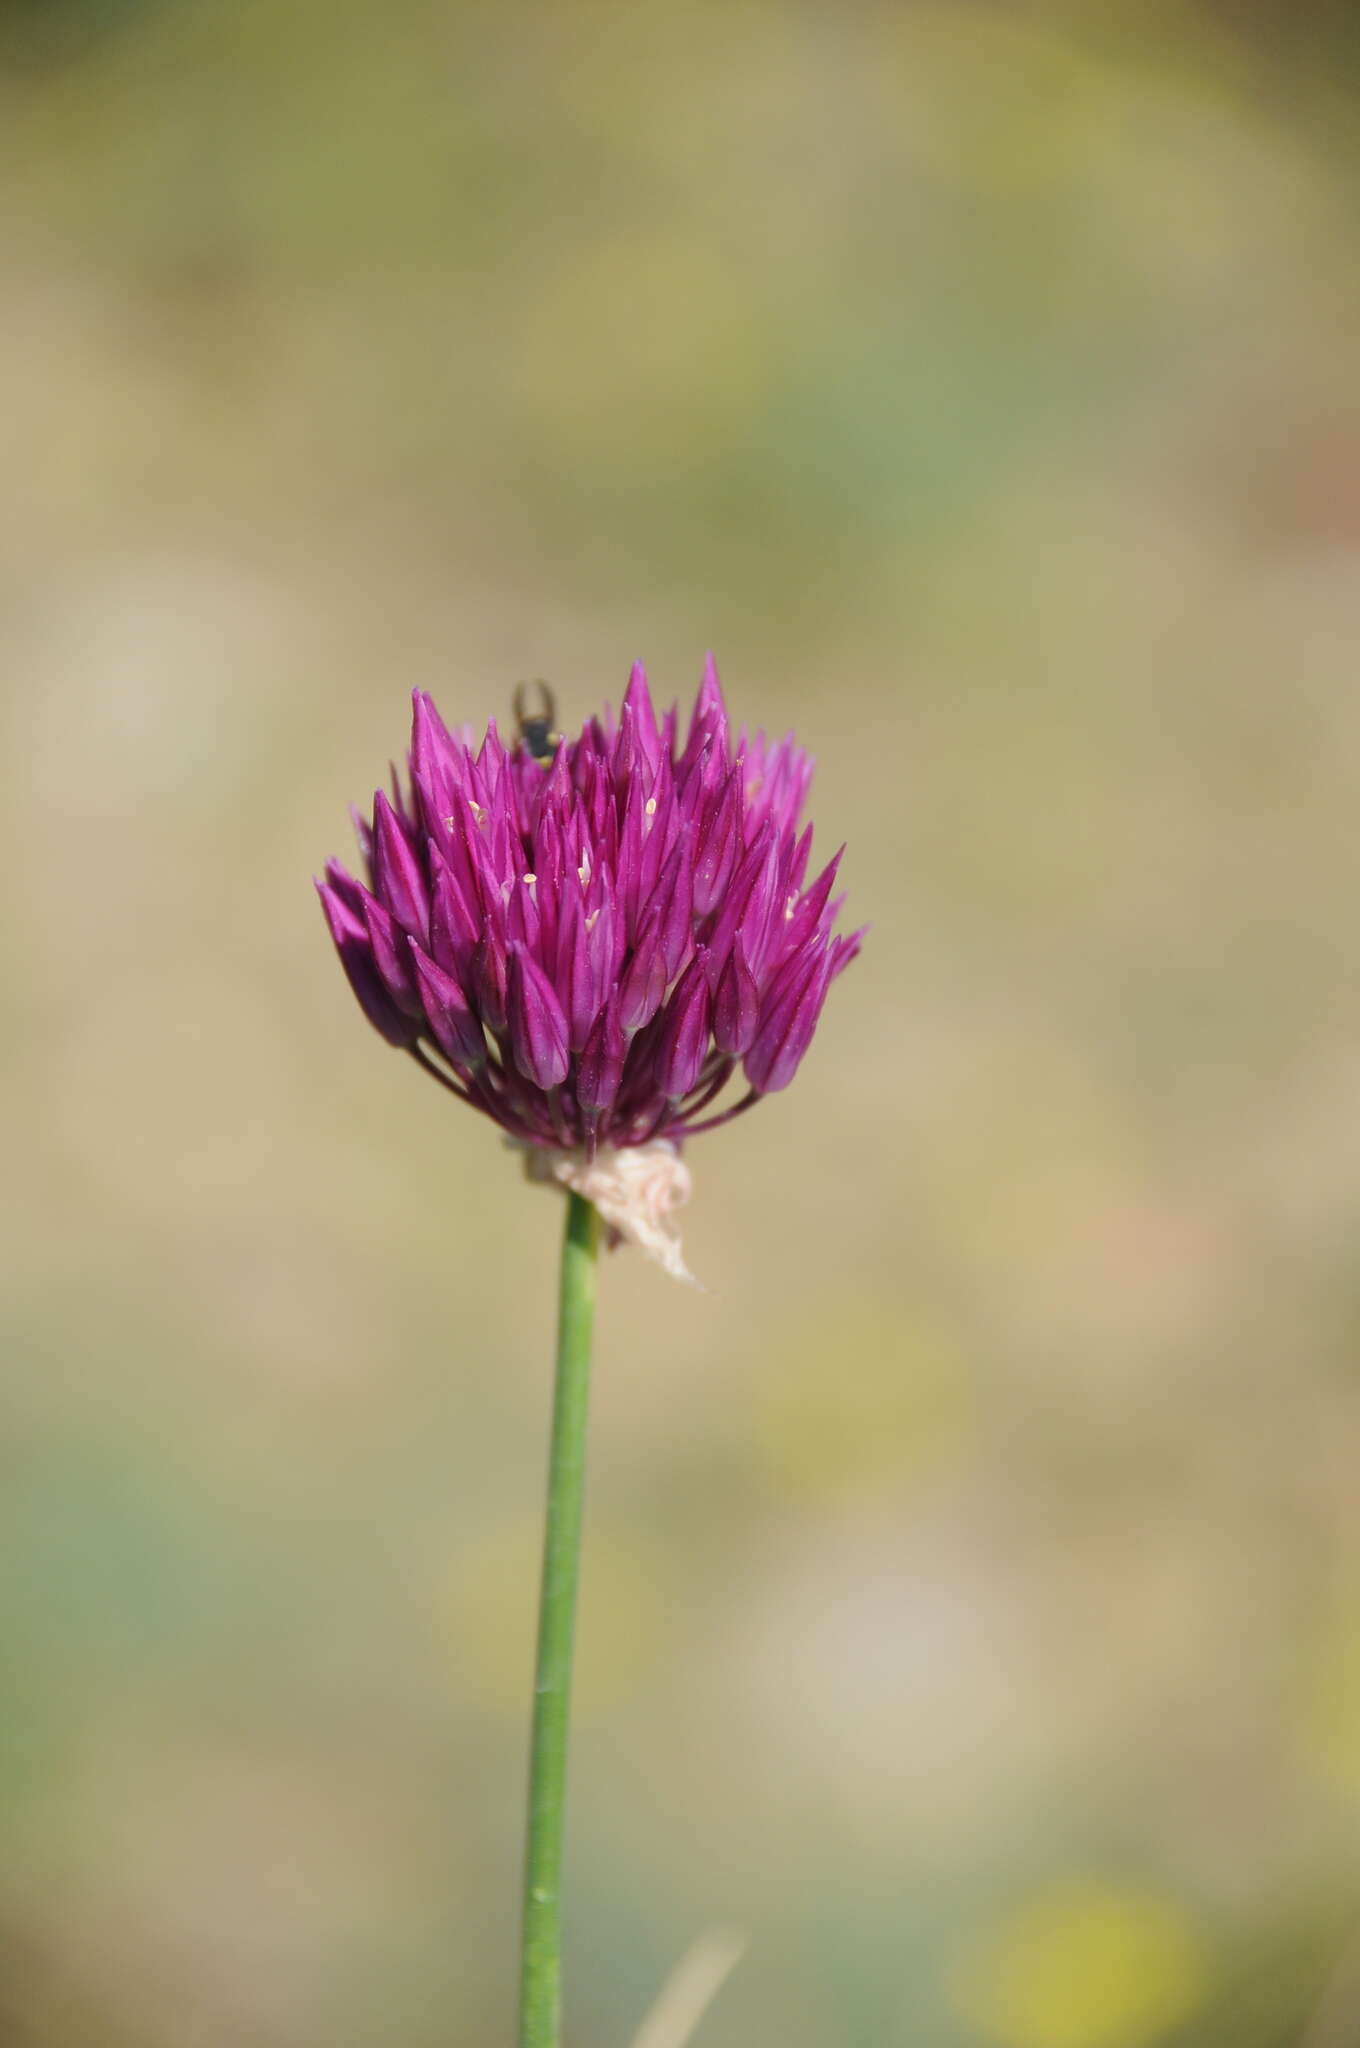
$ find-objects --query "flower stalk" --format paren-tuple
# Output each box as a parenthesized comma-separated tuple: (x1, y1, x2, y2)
(519, 1189, 601, 2048)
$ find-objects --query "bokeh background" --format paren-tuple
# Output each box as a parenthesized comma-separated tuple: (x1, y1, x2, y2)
(5, 3, 1360, 2044)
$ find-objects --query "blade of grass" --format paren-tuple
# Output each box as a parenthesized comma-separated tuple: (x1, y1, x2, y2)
(629, 1930, 747, 2048)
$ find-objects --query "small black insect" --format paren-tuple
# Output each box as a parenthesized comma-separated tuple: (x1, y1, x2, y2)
(513, 680, 561, 766)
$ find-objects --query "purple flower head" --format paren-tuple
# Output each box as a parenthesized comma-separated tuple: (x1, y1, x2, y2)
(317, 658, 862, 1155)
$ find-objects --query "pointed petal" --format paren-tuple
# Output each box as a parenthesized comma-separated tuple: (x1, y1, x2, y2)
(622, 660, 661, 771)
(372, 790, 429, 944)
(409, 690, 462, 839)
(316, 880, 418, 1046)
(702, 820, 778, 987)
(784, 845, 845, 954)
(507, 945, 570, 1090)
(429, 844, 481, 970)
(617, 909, 669, 1035)
(409, 939, 488, 1071)
(361, 891, 423, 1015)
(655, 954, 712, 1100)
(692, 762, 742, 917)
(323, 858, 367, 917)
(713, 933, 760, 1057)
(744, 943, 833, 1094)
(680, 652, 730, 778)
(506, 871, 541, 952)
(830, 926, 867, 979)
(640, 826, 696, 982)
(472, 930, 508, 1033)
(576, 995, 627, 1113)
(562, 893, 604, 1053)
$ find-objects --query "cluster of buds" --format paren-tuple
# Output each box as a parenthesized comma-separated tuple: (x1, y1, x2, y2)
(318, 659, 860, 1157)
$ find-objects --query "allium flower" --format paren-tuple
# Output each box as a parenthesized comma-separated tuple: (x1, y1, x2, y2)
(317, 657, 861, 1164)
(316, 657, 862, 2043)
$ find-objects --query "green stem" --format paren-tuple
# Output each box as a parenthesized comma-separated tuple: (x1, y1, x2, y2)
(519, 1189, 600, 2048)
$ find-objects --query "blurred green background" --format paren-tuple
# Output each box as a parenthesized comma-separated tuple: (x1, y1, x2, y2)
(5, 3, 1360, 2043)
